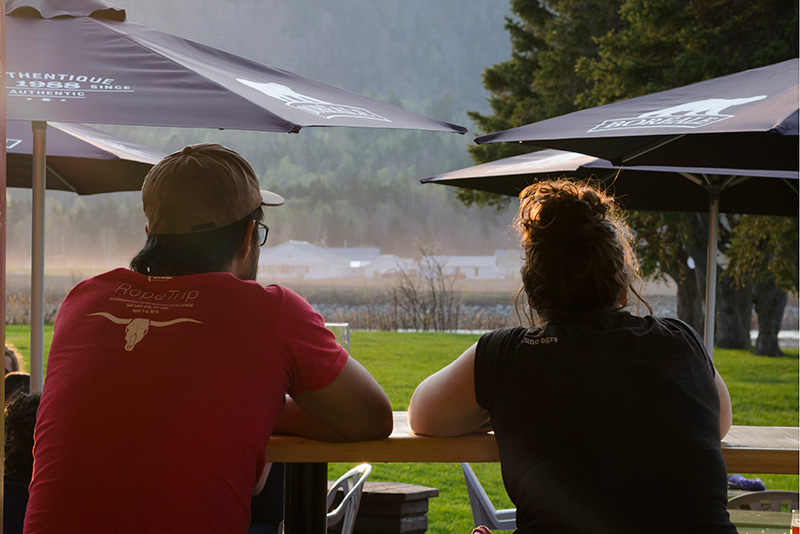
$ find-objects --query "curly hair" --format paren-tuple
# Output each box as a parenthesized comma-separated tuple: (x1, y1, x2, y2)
(514, 179, 651, 324)
(5, 391, 41, 476)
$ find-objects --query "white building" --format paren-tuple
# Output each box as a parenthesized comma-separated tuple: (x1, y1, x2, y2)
(359, 255, 417, 278)
(434, 255, 501, 280)
(258, 242, 518, 281)
(258, 241, 350, 279)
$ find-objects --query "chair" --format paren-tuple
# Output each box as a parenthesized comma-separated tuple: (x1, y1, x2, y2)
(326, 464, 373, 534)
(461, 463, 517, 531)
(727, 490, 800, 511)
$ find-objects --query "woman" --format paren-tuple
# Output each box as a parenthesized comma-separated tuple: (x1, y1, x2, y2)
(408, 179, 735, 534)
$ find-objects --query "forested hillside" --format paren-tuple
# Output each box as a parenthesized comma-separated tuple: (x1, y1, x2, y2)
(7, 1, 520, 269)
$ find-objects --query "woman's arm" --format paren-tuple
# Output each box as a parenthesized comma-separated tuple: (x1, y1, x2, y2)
(408, 343, 490, 437)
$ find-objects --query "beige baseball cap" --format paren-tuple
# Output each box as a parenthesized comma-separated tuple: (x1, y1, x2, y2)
(142, 143, 284, 235)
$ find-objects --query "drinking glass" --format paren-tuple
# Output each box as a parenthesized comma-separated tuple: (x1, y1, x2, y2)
(791, 509, 799, 534)
(325, 322, 350, 352)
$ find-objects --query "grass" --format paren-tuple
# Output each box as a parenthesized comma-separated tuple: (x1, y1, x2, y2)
(5, 325, 53, 373)
(5, 328, 798, 533)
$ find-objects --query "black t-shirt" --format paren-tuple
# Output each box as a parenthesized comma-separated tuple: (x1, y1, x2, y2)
(475, 310, 736, 534)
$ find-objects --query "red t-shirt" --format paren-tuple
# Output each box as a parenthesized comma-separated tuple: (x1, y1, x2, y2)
(25, 269, 348, 534)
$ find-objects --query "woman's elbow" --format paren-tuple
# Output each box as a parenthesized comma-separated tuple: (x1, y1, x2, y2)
(407, 395, 448, 437)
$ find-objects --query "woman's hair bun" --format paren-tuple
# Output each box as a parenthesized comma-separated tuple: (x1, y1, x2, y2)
(514, 178, 643, 322)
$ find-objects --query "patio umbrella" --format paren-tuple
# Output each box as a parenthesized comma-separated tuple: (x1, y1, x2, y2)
(3, 0, 467, 392)
(7, 120, 164, 194)
(421, 149, 799, 216)
(472, 59, 799, 355)
(474, 59, 798, 171)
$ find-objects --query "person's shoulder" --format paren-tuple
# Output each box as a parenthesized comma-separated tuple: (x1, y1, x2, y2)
(255, 283, 320, 313)
(650, 315, 699, 336)
(479, 325, 530, 348)
(630, 314, 707, 357)
(63, 267, 138, 295)
(259, 282, 301, 300)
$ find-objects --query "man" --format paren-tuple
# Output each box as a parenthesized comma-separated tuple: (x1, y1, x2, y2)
(25, 144, 393, 533)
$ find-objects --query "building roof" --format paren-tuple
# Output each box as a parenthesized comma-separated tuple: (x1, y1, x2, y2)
(259, 240, 347, 265)
(328, 247, 381, 262)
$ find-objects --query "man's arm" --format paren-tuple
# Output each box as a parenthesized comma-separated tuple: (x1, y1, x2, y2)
(408, 343, 490, 437)
(273, 357, 393, 442)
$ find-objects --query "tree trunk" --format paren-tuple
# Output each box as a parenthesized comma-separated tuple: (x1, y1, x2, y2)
(715, 272, 753, 349)
(669, 215, 709, 336)
(753, 279, 787, 356)
(674, 266, 705, 335)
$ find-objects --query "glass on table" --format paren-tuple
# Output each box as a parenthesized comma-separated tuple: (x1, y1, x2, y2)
(325, 322, 350, 352)
(791, 509, 799, 534)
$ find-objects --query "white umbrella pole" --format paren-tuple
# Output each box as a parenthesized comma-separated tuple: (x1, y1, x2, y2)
(31, 121, 46, 393)
(702, 180, 721, 359)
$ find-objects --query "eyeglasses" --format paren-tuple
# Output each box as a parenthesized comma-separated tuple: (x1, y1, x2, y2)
(256, 222, 269, 247)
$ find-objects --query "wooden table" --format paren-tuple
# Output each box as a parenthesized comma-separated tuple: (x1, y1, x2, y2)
(266, 412, 799, 533)
(729, 510, 794, 534)
(721, 425, 800, 475)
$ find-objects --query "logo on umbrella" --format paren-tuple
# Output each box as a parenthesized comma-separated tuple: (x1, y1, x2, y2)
(588, 95, 767, 132)
(237, 79, 391, 123)
(6, 71, 133, 102)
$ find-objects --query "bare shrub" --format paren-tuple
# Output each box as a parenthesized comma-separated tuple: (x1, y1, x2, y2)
(390, 245, 461, 332)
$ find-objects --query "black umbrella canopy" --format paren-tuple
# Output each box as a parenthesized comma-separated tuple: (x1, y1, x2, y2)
(6, 120, 164, 194)
(475, 59, 798, 171)
(5, 0, 467, 134)
(422, 149, 800, 216)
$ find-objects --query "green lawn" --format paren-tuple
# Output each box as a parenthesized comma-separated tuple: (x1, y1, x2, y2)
(6, 328, 798, 533)
(6, 325, 53, 373)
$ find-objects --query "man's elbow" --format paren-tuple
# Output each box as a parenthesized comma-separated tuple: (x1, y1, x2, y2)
(362, 412, 394, 441)
(370, 395, 394, 438)
(343, 395, 393, 442)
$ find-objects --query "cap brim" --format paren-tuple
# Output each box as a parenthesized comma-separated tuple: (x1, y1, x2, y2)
(260, 189, 285, 206)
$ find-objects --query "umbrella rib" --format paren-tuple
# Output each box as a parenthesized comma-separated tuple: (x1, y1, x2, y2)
(719, 175, 749, 190)
(677, 172, 706, 188)
(46, 164, 80, 193)
(677, 172, 746, 192)
(619, 134, 686, 165)
(781, 177, 799, 195)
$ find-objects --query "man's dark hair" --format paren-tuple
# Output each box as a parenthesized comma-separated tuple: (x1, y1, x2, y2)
(130, 208, 264, 276)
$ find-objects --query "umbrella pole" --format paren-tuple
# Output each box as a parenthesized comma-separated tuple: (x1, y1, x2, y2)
(702, 179, 721, 359)
(31, 121, 47, 393)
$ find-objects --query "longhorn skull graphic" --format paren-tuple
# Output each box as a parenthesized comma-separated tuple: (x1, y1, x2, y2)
(88, 312, 202, 351)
